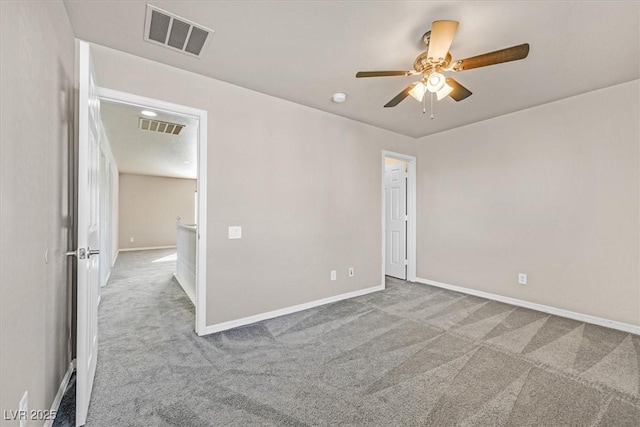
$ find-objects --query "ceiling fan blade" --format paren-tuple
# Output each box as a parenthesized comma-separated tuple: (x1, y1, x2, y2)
(356, 71, 414, 78)
(384, 82, 418, 108)
(427, 20, 459, 63)
(453, 43, 530, 71)
(446, 78, 472, 101)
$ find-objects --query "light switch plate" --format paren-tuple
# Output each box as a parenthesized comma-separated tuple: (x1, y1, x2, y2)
(228, 226, 242, 239)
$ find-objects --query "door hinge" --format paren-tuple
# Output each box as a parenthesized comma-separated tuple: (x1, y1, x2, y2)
(404, 215, 408, 221)
(404, 259, 409, 266)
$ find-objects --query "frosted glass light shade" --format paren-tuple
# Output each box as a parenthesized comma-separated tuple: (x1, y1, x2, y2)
(426, 72, 446, 93)
(408, 82, 426, 102)
(436, 82, 453, 100)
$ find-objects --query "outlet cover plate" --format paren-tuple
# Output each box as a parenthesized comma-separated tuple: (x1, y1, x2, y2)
(330, 270, 336, 281)
(228, 226, 242, 239)
(518, 273, 527, 285)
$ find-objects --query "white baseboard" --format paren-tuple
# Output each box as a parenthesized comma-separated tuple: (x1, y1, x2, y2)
(44, 359, 75, 427)
(101, 270, 111, 288)
(199, 284, 385, 336)
(415, 277, 640, 335)
(118, 245, 176, 252)
(173, 273, 196, 306)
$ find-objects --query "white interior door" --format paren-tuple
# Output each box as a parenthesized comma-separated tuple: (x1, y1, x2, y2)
(76, 40, 100, 427)
(385, 162, 407, 279)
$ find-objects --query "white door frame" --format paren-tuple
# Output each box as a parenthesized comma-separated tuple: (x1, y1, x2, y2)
(381, 150, 417, 285)
(96, 87, 209, 335)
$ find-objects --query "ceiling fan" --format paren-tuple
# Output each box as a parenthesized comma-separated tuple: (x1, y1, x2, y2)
(356, 20, 530, 109)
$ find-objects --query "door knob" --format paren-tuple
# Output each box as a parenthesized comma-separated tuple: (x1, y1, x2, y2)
(66, 248, 86, 259)
(87, 248, 100, 258)
(66, 247, 98, 259)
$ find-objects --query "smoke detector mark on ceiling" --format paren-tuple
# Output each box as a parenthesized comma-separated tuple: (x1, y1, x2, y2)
(139, 118, 184, 135)
(144, 4, 214, 58)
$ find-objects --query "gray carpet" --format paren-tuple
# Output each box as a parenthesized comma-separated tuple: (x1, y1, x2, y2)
(52, 372, 75, 427)
(87, 249, 640, 426)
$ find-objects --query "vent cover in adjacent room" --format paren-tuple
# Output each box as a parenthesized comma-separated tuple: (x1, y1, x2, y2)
(139, 118, 184, 135)
(144, 4, 213, 58)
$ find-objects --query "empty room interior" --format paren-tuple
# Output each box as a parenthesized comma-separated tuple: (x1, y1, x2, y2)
(1, 1, 639, 426)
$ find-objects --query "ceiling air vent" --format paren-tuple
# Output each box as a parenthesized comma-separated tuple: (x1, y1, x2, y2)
(144, 4, 213, 58)
(139, 118, 184, 135)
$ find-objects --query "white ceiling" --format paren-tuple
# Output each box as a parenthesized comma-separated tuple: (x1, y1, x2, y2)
(100, 100, 198, 179)
(65, 1, 640, 138)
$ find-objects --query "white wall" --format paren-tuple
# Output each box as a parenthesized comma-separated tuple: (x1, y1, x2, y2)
(415, 80, 640, 327)
(0, 1, 76, 424)
(90, 43, 416, 327)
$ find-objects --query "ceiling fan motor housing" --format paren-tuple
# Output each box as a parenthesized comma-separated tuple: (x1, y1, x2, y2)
(413, 51, 452, 74)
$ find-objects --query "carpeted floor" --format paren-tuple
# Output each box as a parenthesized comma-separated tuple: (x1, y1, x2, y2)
(52, 372, 75, 427)
(82, 249, 640, 426)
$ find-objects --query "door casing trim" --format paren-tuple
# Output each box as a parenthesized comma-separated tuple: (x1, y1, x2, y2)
(96, 87, 209, 335)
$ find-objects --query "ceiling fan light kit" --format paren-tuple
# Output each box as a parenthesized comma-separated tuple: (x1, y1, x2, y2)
(356, 20, 530, 115)
(408, 83, 426, 102)
(426, 72, 446, 92)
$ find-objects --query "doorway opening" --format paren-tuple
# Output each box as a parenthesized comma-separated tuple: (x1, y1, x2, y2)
(96, 87, 208, 335)
(382, 151, 416, 284)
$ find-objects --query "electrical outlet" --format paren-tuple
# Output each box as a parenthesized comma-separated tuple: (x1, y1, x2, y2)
(19, 390, 28, 427)
(348, 267, 354, 277)
(330, 270, 336, 281)
(228, 226, 242, 239)
(129, 237, 134, 243)
(518, 273, 527, 285)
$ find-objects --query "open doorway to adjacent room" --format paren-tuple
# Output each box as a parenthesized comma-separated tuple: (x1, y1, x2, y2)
(382, 151, 416, 284)
(97, 88, 208, 334)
